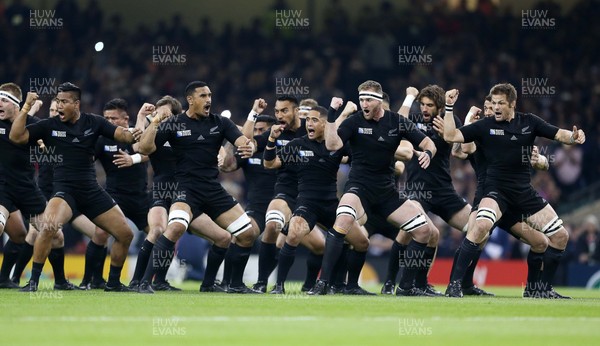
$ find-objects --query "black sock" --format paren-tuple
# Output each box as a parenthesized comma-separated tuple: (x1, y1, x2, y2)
(541, 246, 563, 290)
(319, 229, 346, 283)
(31, 261, 44, 283)
(385, 241, 405, 284)
(346, 249, 366, 288)
(48, 247, 66, 284)
(202, 244, 228, 287)
(0, 240, 22, 281)
(332, 244, 349, 287)
(222, 247, 234, 286)
(414, 246, 436, 288)
(142, 235, 175, 283)
(107, 265, 123, 286)
(526, 250, 544, 289)
(82, 241, 103, 283)
(12, 242, 34, 282)
(257, 242, 278, 284)
(131, 239, 154, 282)
(449, 239, 480, 283)
(277, 243, 297, 285)
(229, 243, 252, 287)
(463, 249, 482, 288)
(93, 247, 107, 283)
(303, 251, 323, 289)
(399, 240, 427, 289)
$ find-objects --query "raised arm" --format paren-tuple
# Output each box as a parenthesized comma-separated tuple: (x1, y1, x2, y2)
(397, 87, 419, 118)
(334, 100, 358, 128)
(441, 89, 465, 143)
(325, 97, 346, 151)
(9, 92, 38, 145)
(262, 124, 283, 169)
(242, 98, 267, 143)
(554, 125, 586, 145)
(113, 126, 141, 144)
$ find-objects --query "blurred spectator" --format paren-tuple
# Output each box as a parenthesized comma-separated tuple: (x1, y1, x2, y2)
(575, 214, 599, 265)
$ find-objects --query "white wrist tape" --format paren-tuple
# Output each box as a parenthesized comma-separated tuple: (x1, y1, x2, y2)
(402, 95, 415, 108)
(131, 154, 142, 164)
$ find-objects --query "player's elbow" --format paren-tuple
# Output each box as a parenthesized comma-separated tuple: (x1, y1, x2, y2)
(325, 139, 342, 151)
(137, 143, 156, 155)
(9, 132, 27, 145)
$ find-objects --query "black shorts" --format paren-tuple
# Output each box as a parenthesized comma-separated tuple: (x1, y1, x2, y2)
(496, 208, 525, 240)
(0, 184, 46, 218)
(344, 180, 404, 219)
(292, 197, 337, 231)
(41, 187, 82, 219)
(272, 192, 297, 211)
(246, 202, 268, 233)
(472, 184, 484, 212)
(53, 182, 116, 220)
(409, 188, 468, 223)
(174, 182, 237, 220)
(150, 178, 178, 211)
(483, 184, 548, 217)
(111, 192, 150, 231)
(364, 213, 399, 240)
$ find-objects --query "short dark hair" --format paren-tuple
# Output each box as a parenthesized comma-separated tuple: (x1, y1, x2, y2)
(485, 94, 492, 102)
(103, 98, 128, 112)
(311, 105, 328, 118)
(57, 82, 81, 100)
(256, 115, 276, 124)
(276, 95, 299, 107)
(156, 95, 183, 115)
(490, 83, 517, 103)
(185, 81, 208, 97)
(417, 85, 445, 111)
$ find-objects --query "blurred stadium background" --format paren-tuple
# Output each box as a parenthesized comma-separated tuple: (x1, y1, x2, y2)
(1, 0, 599, 288)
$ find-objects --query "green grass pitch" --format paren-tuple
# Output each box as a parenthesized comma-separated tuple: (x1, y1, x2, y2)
(2, 281, 599, 346)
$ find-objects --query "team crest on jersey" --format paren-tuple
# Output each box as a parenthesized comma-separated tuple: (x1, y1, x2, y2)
(276, 139, 290, 146)
(299, 150, 314, 157)
(176, 130, 192, 137)
(388, 128, 398, 136)
(358, 127, 373, 135)
(83, 128, 94, 136)
(104, 145, 118, 152)
(209, 126, 220, 134)
(0, 128, 5, 135)
(51, 130, 66, 137)
(489, 129, 504, 136)
(248, 158, 262, 165)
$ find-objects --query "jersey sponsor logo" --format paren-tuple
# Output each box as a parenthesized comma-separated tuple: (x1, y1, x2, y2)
(209, 125, 219, 134)
(510, 135, 517, 140)
(164, 141, 171, 147)
(318, 158, 326, 163)
(0, 128, 5, 135)
(176, 130, 191, 137)
(51, 130, 66, 137)
(299, 150, 314, 157)
(248, 158, 262, 165)
(83, 128, 94, 136)
(104, 145, 118, 152)
(489, 129, 504, 136)
(521, 126, 531, 134)
(388, 128, 398, 136)
(72, 138, 80, 143)
(197, 135, 205, 141)
(377, 136, 385, 142)
(358, 127, 373, 135)
(276, 139, 290, 146)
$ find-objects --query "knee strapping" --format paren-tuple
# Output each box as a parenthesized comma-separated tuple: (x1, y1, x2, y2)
(167, 210, 190, 229)
(228, 213, 253, 236)
(336, 205, 357, 220)
(400, 213, 427, 232)
(265, 210, 286, 229)
(541, 216, 563, 237)
(476, 208, 497, 226)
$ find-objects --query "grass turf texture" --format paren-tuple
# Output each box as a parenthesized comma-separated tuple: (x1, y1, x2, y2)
(1, 281, 599, 346)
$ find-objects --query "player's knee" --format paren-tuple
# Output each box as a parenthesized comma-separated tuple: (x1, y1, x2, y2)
(148, 227, 163, 242)
(530, 236, 549, 253)
(541, 216, 564, 237)
(9, 230, 26, 244)
(335, 205, 357, 229)
(548, 227, 568, 249)
(286, 229, 302, 247)
(352, 236, 369, 252)
(400, 213, 429, 242)
(265, 210, 286, 233)
(475, 208, 497, 231)
(214, 232, 232, 248)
